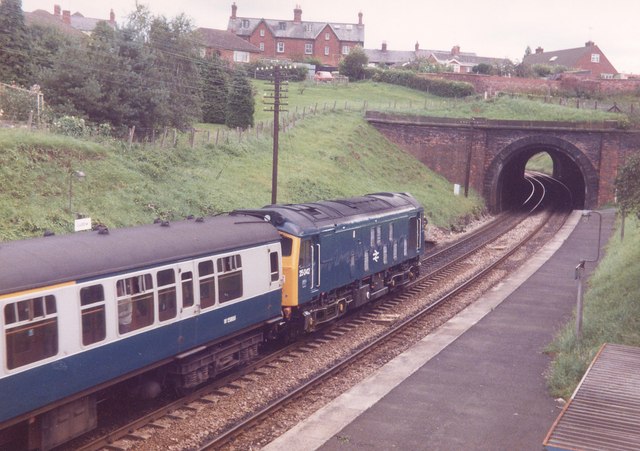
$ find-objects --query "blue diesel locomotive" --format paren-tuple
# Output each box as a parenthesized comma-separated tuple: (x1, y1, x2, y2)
(0, 192, 424, 450)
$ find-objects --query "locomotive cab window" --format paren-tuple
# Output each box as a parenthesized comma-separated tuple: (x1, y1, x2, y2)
(281, 236, 293, 256)
(4, 295, 58, 370)
(116, 274, 154, 334)
(299, 240, 312, 267)
(217, 255, 243, 303)
(157, 269, 177, 322)
(80, 284, 106, 346)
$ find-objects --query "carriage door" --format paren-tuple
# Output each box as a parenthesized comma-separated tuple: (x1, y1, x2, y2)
(311, 236, 321, 290)
(176, 262, 199, 350)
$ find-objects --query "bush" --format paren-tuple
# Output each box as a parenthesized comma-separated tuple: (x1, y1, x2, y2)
(51, 115, 89, 137)
(368, 68, 475, 97)
(0, 85, 38, 121)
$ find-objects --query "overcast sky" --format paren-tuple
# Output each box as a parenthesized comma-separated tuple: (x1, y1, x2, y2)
(21, 0, 640, 74)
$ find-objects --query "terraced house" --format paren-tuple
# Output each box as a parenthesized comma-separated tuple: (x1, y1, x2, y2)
(227, 3, 364, 67)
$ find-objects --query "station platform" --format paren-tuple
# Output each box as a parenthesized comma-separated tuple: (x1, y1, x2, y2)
(263, 209, 617, 451)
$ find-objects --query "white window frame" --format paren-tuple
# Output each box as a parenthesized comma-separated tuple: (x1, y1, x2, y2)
(259, 42, 264, 51)
(342, 45, 350, 55)
(260, 29, 265, 37)
(325, 32, 330, 40)
(305, 43, 313, 54)
(324, 46, 330, 56)
(277, 42, 285, 53)
(233, 51, 250, 63)
(591, 53, 600, 63)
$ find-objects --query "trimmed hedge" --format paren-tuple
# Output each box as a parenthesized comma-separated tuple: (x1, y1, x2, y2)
(365, 67, 475, 98)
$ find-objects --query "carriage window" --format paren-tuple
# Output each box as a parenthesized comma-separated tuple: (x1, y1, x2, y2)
(116, 274, 154, 334)
(364, 250, 369, 272)
(80, 285, 106, 346)
(376, 225, 382, 245)
(4, 295, 58, 369)
(182, 271, 194, 308)
(270, 251, 280, 282)
(389, 223, 394, 241)
(393, 241, 398, 261)
(370, 228, 375, 247)
(218, 255, 243, 303)
(198, 260, 216, 309)
(383, 245, 388, 264)
(157, 269, 177, 322)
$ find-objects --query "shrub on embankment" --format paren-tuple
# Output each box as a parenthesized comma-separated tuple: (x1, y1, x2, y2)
(546, 216, 640, 399)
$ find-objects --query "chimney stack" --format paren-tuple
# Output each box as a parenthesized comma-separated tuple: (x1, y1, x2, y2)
(382, 41, 387, 52)
(110, 9, 115, 24)
(358, 11, 363, 26)
(585, 40, 594, 47)
(54, 4, 61, 17)
(62, 10, 71, 25)
(294, 5, 302, 23)
(231, 2, 237, 19)
(535, 46, 544, 54)
(451, 45, 460, 56)
(415, 41, 419, 51)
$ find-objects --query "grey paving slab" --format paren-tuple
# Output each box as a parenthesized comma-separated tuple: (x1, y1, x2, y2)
(263, 210, 616, 451)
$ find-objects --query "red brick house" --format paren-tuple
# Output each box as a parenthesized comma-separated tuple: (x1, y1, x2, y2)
(24, 5, 116, 35)
(522, 41, 618, 79)
(227, 3, 364, 67)
(196, 28, 261, 64)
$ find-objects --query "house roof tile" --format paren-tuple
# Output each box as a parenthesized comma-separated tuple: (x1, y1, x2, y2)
(196, 27, 261, 53)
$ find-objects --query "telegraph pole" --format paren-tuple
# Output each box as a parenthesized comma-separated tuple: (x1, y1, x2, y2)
(261, 65, 289, 205)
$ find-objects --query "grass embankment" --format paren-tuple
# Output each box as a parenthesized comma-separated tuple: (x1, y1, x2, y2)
(546, 217, 640, 399)
(0, 111, 482, 241)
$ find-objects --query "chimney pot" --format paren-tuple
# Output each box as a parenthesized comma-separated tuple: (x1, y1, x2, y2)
(382, 41, 387, 52)
(358, 11, 363, 26)
(294, 5, 302, 23)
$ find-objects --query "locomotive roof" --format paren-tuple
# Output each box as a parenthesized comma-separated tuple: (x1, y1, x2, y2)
(235, 192, 423, 236)
(0, 215, 280, 296)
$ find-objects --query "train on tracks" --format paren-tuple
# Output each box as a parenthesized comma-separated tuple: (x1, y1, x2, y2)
(0, 192, 424, 450)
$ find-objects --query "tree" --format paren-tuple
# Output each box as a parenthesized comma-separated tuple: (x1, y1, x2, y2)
(225, 69, 254, 129)
(199, 56, 228, 124)
(615, 153, 640, 217)
(0, 0, 31, 85)
(472, 63, 494, 75)
(339, 46, 368, 81)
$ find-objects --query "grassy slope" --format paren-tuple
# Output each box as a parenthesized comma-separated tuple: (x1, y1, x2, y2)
(0, 111, 481, 241)
(546, 218, 640, 398)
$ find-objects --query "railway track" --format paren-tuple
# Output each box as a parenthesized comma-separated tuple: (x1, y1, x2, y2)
(69, 175, 569, 451)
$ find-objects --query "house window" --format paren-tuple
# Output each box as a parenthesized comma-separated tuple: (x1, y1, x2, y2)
(591, 53, 600, 63)
(305, 23, 313, 32)
(324, 46, 330, 56)
(279, 21, 286, 30)
(325, 32, 330, 40)
(242, 19, 250, 28)
(342, 46, 350, 55)
(260, 29, 265, 37)
(259, 42, 264, 51)
(233, 51, 250, 62)
(305, 43, 313, 54)
(277, 42, 285, 53)
(452, 64, 460, 73)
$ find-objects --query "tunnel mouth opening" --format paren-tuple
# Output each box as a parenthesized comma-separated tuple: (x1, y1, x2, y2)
(495, 146, 586, 212)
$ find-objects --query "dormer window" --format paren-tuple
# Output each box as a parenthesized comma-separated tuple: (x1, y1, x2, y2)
(279, 21, 286, 30)
(591, 53, 600, 63)
(241, 19, 249, 28)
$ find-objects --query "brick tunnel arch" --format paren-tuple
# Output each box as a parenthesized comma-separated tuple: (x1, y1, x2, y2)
(484, 135, 599, 212)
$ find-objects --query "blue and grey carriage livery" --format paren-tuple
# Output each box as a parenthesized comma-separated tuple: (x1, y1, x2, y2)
(0, 215, 282, 450)
(237, 192, 425, 333)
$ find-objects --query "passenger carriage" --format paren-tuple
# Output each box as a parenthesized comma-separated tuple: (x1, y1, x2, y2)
(0, 215, 282, 450)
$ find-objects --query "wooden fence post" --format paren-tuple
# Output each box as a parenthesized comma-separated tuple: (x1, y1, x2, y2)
(128, 126, 136, 150)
